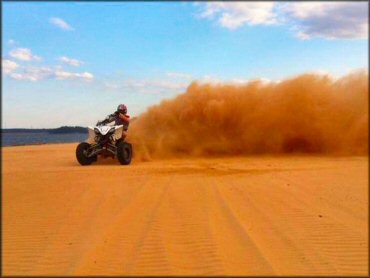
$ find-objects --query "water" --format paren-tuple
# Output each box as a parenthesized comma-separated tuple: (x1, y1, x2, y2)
(2, 131, 88, 147)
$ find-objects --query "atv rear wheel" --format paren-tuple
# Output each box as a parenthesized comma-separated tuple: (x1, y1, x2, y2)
(117, 141, 132, 165)
(76, 142, 96, 165)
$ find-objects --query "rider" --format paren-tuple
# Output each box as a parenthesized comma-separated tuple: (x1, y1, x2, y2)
(98, 104, 130, 140)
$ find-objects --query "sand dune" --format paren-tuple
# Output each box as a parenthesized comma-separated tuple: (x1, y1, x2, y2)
(2, 143, 368, 275)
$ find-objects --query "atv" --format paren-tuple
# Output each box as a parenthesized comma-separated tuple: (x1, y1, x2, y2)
(76, 122, 132, 166)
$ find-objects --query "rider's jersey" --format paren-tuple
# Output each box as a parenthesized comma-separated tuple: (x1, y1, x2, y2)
(102, 113, 130, 130)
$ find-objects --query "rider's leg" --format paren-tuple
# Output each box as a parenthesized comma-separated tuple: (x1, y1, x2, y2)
(122, 130, 127, 140)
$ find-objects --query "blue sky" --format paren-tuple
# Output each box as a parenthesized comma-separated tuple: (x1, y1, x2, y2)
(2, 2, 368, 128)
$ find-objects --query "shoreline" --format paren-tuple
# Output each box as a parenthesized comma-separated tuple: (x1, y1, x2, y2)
(2, 141, 80, 148)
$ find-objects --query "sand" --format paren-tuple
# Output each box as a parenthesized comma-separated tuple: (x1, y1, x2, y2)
(2, 143, 368, 275)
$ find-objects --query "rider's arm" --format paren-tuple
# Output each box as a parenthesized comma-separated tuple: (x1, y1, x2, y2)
(101, 113, 116, 123)
(119, 114, 130, 124)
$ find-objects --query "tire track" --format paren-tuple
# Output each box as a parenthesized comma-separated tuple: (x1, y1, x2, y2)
(124, 177, 172, 275)
(224, 171, 367, 275)
(268, 172, 368, 275)
(206, 179, 276, 275)
(160, 178, 224, 275)
(71, 175, 173, 275)
(224, 182, 333, 275)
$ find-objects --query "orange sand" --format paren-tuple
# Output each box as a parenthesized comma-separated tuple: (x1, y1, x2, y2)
(2, 143, 368, 275)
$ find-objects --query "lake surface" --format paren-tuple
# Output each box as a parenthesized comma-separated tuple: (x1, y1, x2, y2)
(2, 131, 88, 147)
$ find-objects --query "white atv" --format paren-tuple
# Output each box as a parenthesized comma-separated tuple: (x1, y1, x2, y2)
(76, 121, 132, 166)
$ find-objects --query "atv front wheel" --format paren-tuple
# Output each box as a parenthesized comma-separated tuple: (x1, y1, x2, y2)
(117, 141, 132, 165)
(76, 142, 96, 165)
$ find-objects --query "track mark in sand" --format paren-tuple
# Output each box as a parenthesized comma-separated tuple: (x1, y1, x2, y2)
(68, 174, 158, 274)
(207, 181, 276, 275)
(277, 172, 367, 224)
(5, 173, 150, 276)
(226, 174, 367, 275)
(226, 184, 329, 275)
(124, 178, 172, 275)
(70, 175, 176, 275)
(162, 181, 224, 275)
(125, 176, 225, 275)
(3, 183, 92, 275)
(31, 184, 113, 275)
(268, 174, 368, 275)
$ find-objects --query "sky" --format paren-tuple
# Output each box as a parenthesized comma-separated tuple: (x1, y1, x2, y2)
(2, 1, 369, 128)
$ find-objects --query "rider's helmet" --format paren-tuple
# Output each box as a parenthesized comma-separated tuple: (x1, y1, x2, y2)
(117, 104, 127, 114)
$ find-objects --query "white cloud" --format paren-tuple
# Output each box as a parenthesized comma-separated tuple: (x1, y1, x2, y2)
(58, 56, 83, 67)
(104, 78, 189, 94)
(6, 65, 93, 82)
(9, 67, 53, 81)
(103, 81, 120, 90)
(5, 48, 92, 82)
(166, 72, 192, 79)
(195, 74, 222, 84)
(124, 79, 188, 91)
(2, 59, 19, 74)
(195, 75, 273, 86)
(280, 2, 368, 39)
(49, 17, 74, 31)
(199, 2, 277, 29)
(197, 2, 368, 39)
(55, 71, 93, 81)
(9, 48, 42, 61)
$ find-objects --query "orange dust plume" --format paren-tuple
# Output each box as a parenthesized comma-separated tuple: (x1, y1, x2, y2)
(128, 71, 368, 159)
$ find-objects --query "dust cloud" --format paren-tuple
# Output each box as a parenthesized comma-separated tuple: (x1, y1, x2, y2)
(128, 71, 368, 159)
